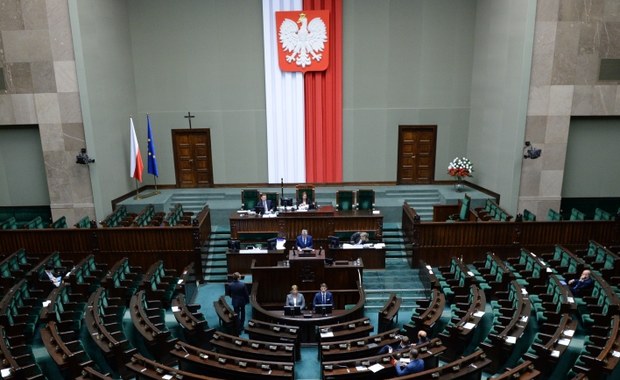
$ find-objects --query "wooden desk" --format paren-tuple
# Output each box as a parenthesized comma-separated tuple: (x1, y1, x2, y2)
(227, 249, 285, 275)
(229, 208, 383, 244)
(327, 246, 386, 269)
(250, 254, 363, 304)
(250, 281, 366, 344)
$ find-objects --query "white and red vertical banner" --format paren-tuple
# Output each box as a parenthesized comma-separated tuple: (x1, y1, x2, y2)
(262, 0, 306, 184)
(263, 0, 342, 184)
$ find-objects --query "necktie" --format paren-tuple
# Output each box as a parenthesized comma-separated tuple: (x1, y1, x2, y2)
(304, 237, 306, 245)
(322, 293, 325, 304)
(293, 297, 296, 306)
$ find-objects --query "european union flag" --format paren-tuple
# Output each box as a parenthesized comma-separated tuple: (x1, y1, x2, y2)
(147, 115, 159, 177)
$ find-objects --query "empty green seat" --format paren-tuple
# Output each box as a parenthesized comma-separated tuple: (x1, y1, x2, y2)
(356, 189, 375, 211)
(240, 189, 260, 210)
(336, 190, 355, 211)
(547, 208, 562, 221)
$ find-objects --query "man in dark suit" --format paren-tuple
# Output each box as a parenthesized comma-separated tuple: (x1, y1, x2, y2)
(40, 263, 62, 291)
(255, 193, 273, 214)
(313, 283, 333, 310)
(228, 272, 249, 333)
(568, 269, 594, 296)
(295, 229, 313, 250)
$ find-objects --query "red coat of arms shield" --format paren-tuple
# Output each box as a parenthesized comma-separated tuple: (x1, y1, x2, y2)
(276, 10, 330, 73)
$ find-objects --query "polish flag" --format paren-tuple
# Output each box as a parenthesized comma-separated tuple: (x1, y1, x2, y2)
(129, 117, 144, 182)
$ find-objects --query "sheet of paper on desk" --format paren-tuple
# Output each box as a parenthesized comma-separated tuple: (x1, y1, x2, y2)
(342, 244, 362, 249)
(369, 363, 384, 373)
(463, 322, 476, 330)
(320, 331, 334, 338)
(473, 311, 485, 317)
(171, 306, 180, 312)
(239, 249, 268, 254)
(373, 243, 386, 248)
(355, 366, 368, 371)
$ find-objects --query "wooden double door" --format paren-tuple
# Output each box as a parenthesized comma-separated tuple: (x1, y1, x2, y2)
(172, 129, 214, 187)
(397, 125, 437, 184)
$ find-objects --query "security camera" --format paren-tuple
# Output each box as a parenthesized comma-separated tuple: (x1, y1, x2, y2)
(76, 148, 95, 164)
(523, 141, 542, 159)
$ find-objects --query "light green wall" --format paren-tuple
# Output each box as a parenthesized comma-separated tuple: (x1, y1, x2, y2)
(0, 127, 50, 206)
(128, 0, 267, 184)
(71, 0, 138, 218)
(342, 0, 476, 181)
(72, 0, 536, 200)
(563, 117, 620, 198)
(466, 0, 536, 213)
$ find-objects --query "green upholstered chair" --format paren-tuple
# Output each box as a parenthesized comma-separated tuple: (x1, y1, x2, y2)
(51, 216, 68, 229)
(295, 184, 315, 204)
(356, 189, 375, 211)
(449, 194, 471, 221)
(74, 215, 91, 228)
(523, 209, 536, 221)
(336, 190, 355, 211)
(547, 208, 562, 221)
(241, 189, 260, 210)
(570, 208, 585, 221)
(593, 208, 611, 221)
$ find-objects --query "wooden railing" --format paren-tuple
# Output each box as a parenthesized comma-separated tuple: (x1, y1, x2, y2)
(402, 203, 620, 266)
(0, 205, 211, 278)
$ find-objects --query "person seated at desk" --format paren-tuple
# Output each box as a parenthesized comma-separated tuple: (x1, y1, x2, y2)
(296, 229, 313, 250)
(255, 193, 273, 214)
(297, 191, 313, 210)
(285, 284, 306, 309)
(568, 269, 594, 296)
(350, 231, 370, 245)
(416, 330, 429, 345)
(41, 263, 62, 289)
(378, 334, 410, 354)
(390, 348, 424, 376)
(313, 283, 333, 310)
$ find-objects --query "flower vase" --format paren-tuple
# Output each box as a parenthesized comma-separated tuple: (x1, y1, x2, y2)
(454, 176, 465, 192)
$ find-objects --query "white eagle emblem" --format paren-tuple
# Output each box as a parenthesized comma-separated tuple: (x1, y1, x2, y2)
(279, 13, 327, 68)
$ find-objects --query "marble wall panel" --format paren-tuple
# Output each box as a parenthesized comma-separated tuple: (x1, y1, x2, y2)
(58, 92, 81, 123)
(545, 116, 570, 144)
(539, 169, 564, 197)
(53, 60, 77, 92)
(62, 122, 85, 152)
(0, 0, 24, 30)
(1, 29, 52, 62)
(11, 93, 36, 124)
(524, 115, 548, 143)
(551, 22, 579, 84)
(6, 62, 33, 93)
(38, 122, 64, 151)
(31, 61, 56, 92)
(46, 0, 73, 61)
(34, 92, 60, 124)
(0, 94, 16, 124)
(22, 0, 48, 30)
(541, 143, 567, 171)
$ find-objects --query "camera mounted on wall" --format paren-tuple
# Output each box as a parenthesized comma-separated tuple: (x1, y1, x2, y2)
(523, 141, 541, 159)
(76, 148, 95, 165)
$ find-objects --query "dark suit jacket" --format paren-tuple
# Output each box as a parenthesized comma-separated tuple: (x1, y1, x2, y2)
(313, 291, 333, 307)
(255, 199, 273, 213)
(570, 277, 594, 296)
(229, 279, 249, 308)
(296, 235, 313, 249)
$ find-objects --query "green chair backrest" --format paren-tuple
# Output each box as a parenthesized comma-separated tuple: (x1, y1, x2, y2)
(570, 208, 585, 221)
(0, 217, 17, 230)
(523, 209, 536, 221)
(458, 194, 471, 221)
(241, 189, 260, 210)
(357, 190, 375, 211)
(547, 208, 562, 221)
(74, 216, 91, 228)
(52, 216, 67, 229)
(593, 208, 611, 221)
(336, 190, 355, 211)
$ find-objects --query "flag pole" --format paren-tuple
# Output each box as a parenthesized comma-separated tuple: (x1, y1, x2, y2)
(134, 178, 141, 199)
(153, 175, 160, 194)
